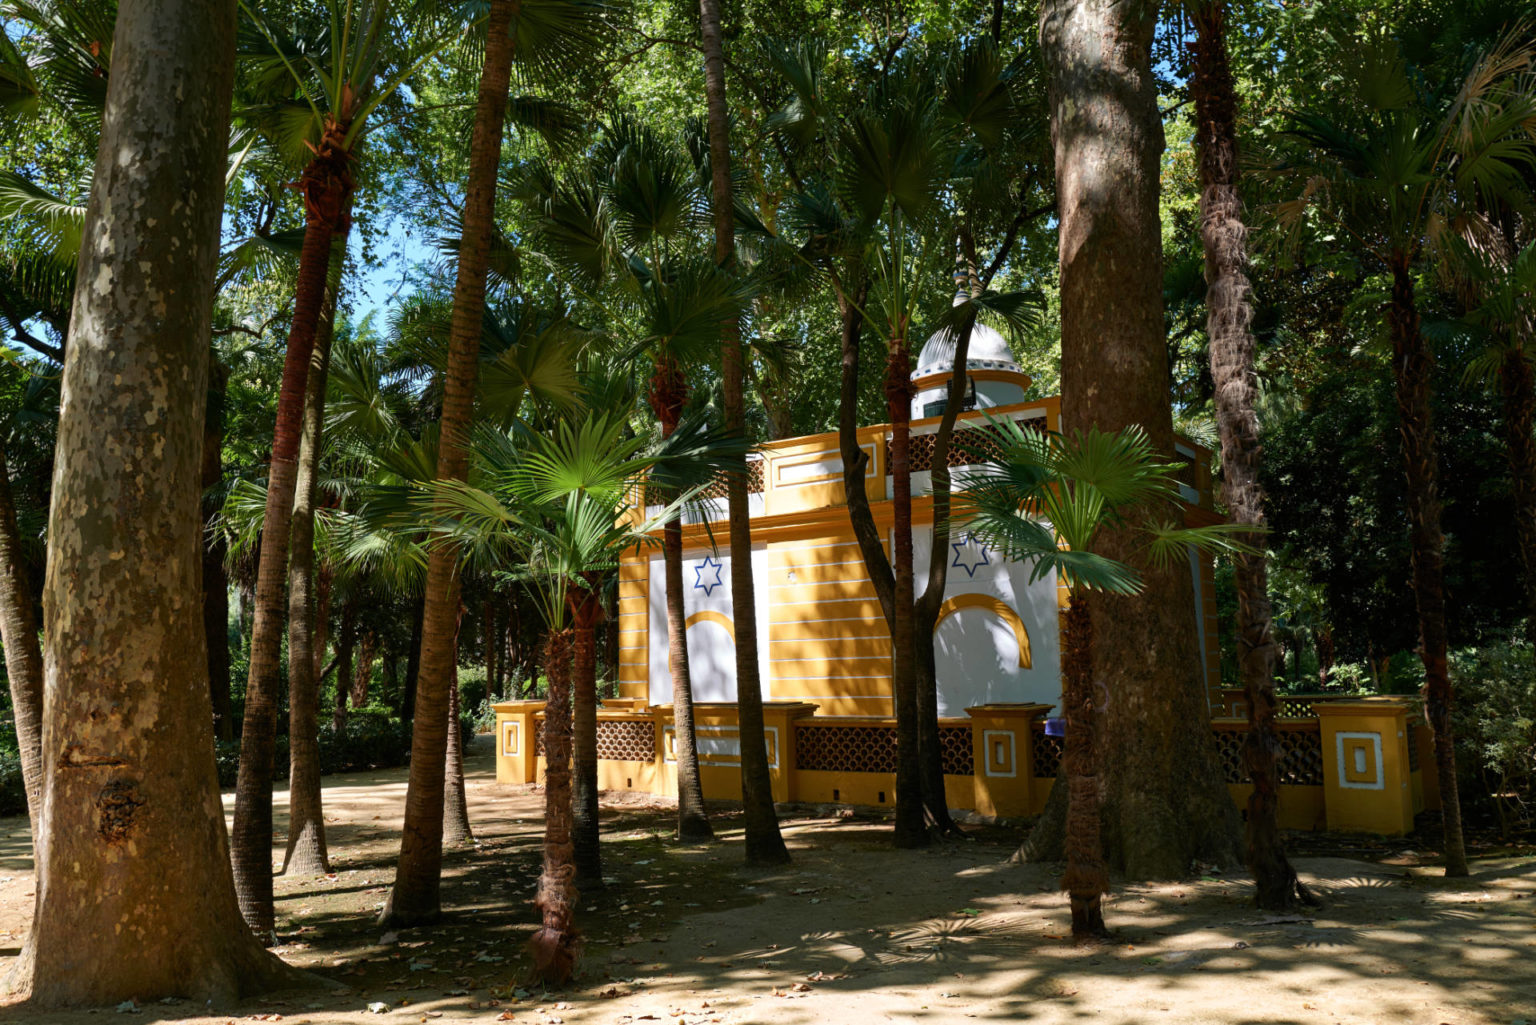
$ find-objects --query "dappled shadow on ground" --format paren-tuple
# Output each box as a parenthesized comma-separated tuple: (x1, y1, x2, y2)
(1, 736, 1533, 1025)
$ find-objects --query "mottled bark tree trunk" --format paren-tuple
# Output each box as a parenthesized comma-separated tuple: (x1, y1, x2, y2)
(1190, 0, 1312, 910)
(203, 360, 234, 743)
(1387, 252, 1468, 877)
(1029, 0, 1241, 876)
(283, 230, 346, 877)
(699, 0, 783, 862)
(531, 628, 580, 983)
(381, 0, 517, 925)
(9, 0, 302, 1001)
(443, 649, 474, 846)
(231, 106, 356, 935)
(651, 359, 714, 843)
(0, 441, 44, 840)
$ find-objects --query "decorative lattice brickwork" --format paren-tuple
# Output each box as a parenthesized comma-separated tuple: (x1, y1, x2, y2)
(888, 420, 1047, 475)
(939, 725, 974, 776)
(795, 723, 898, 773)
(597, 720, 655, 761)
(660, 460, 765, 503)
(1407, 720, 1420, 772)
(1278, 696, 1319, 718)
(534, 720, 544, 756)
(1213, 727, 1324, 786)
(1030, 723, 1062, 778)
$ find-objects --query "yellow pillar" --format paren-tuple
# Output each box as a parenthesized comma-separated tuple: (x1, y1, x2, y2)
(762, 701, 820, 803)
(966, 703, 1052, 818)
(1314, 698, 1415, 835)
(492, 700, 545, 784)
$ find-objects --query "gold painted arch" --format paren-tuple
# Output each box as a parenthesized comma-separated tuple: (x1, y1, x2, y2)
(684, 610, 735, 640)
(933, 594, 1031, 668)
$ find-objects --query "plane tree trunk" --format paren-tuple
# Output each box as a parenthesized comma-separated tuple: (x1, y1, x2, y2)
(9, 0, 302, 1000)
(203, 359, 234, 743)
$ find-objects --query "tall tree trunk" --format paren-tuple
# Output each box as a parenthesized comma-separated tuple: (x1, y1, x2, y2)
(231, 109, 356, 935)
(352, 629, 377, 708)
(1190, 0, 1312, 910)
(0, 441, 44, 840)
(885, 341, 927, 849)
(203, 359, 234, 742)
(1499, 347, 1536, 640)
(484, 594, 499, 696)
(443, 624, 474, 845)
(1059, 594, 1109, 941)
(571, 587, 603, 884)
(403, 593, 423, 718)
(382, 0, 516, 925)
(837, 284, 898, 629)
(1387, 252, 1468, 877)
(283, 228, 346, 877)
(698, 0, 783, 862)
(11, 0, 301, 999)
(531, 628, 580, 983)
(333, 599, 357, 732)
(1030, 0, 1241, 876)
(651, 358, 714, 843)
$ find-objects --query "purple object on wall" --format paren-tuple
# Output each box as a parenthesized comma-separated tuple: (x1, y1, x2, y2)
(1044, 717, 1065, 737)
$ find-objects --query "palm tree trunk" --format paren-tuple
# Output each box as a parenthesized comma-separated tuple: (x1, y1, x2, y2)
(444, 644, 474, 845)
(698, 0, 781, 862)
(531, 627, 581, 983)
(1387, 251, 1469, 877)
(11, 0, 302, 999)
(333, 598, 357, 731)
(651, 358, 714, 842)
(886, 341, 927, 849)
(382, 0, 517, 925)
(353, 629, 377, 708)
(1190, 0, 1312, 911)
(232, 118, 355, 937)
(283, 227, 347, 876)
(0, 440, 44, 840)
(572, 610, 602, 884)
(203, 358, 235, 742)
(1498, 347, 1536, 639)
(1060, 594, 1109, 942)
(484, 594, 499, 694)
(404, 593, 423, 717)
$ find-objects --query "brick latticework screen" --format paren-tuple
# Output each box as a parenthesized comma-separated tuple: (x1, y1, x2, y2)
(939, 725, 974, 775)
(1213, 726, 1325, 786)
(535, 720, 654, 761)
(795, 723, 898, 773)
(889, 419, 1047, 475)
(1407, 720, 1420, 772)
(597, 720, 655, 761)
(1031, 723, 1062, 778)
(655, 460, 765, 503)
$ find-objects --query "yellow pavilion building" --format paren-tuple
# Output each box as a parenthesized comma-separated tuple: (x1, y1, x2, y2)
(494, 317, 1441, 836)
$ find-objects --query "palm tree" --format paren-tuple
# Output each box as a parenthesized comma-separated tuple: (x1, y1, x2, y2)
(426, 410, 745, 982)
(1189, 0, 1313, 911)
(512, 118, 754, 844)
(1279, 26, 1536, 878)
(960, 420, 1248, 942)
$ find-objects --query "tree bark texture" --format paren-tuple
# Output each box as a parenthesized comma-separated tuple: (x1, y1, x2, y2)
(651, 358, 714, 843)
(1059, 595, 1109, 941)
(443, 644, 474, 846)
(231, 108, 356, 935)
(352, 629, 377, 708)
(0, 441, 44, 840)
(10, 0, 301, 1002)
(333, 599, 356, 732)
(698, 0, 784, 863)
(1036, 0, 1241, 877)
(382, 0, 517, 925)
(531, 628, 581, 983)
(1190, 0, 1311, 910)
(885, 342, 927, 849)
(1387, 253, 1468, 877)
(203, 359, 234, 743)
(571, 606, 602, 884)
(1499, 346, 1536, 640)
(283, 230, 347, 877)
(837, 288, 898, 628)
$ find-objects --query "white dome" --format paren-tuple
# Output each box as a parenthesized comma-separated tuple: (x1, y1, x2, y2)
(912, 320, 1022, 381)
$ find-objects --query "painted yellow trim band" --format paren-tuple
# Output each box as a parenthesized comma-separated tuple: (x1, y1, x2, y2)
(934, 594, 1032, 669)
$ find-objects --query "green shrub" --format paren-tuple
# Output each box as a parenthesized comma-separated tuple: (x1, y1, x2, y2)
(1450, 640, 1536, 837)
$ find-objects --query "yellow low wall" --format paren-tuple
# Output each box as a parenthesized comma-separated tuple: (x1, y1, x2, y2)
(492, 696, 1434, 835)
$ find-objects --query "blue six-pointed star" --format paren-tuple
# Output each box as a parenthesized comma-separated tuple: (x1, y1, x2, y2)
(951, 532, 990, 577)
(693, 555, 724, 595)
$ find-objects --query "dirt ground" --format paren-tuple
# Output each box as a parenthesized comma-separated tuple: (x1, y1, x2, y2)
(2, 737, 1534, 1025)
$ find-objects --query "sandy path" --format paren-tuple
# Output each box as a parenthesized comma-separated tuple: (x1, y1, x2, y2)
(1, 737, 1533, 1025)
